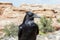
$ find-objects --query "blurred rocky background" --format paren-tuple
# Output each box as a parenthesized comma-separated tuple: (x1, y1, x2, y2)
(0, 2, 60, 40)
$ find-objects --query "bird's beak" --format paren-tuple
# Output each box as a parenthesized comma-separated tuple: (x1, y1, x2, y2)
(33, 14, 40, 18)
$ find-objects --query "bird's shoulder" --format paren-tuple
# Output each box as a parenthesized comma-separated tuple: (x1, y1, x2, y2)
(18, 24, 25, 29)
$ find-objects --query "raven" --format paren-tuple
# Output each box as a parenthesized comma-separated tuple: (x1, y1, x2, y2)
(18, 11, 40, 40)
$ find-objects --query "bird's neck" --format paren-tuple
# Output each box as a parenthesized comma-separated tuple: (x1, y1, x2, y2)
(25, 18, 34, 22)
(22, 15, 34, 24)
(25, 19, 34, 26)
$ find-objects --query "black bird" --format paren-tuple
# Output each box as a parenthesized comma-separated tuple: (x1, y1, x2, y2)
(18, 11, 40, 40)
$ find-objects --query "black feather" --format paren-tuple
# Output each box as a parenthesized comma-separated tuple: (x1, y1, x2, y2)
(18, 11, 39, 40)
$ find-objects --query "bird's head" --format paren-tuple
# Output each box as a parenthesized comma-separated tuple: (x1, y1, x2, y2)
(26, 11, 40, 20)
(22, 11, 40, 24)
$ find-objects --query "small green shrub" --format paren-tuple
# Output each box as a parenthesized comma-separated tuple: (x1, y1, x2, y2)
(3, 23, 18, 37)
(37, 16, 55, 35)
(57, 18, 60, 23)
